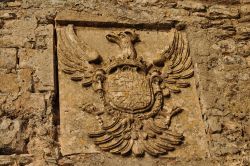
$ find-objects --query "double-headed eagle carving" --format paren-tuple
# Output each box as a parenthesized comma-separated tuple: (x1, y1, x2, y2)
(58, 25, 194, 157)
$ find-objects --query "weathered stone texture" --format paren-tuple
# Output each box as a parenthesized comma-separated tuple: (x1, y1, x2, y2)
(0, 117, 26, 154)
(0, 1, 56, 165)
(0, 48, 16, 71)
(0, 0, 249, 165)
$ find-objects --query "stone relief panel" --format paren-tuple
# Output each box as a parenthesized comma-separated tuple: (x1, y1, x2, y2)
(57, 23, 208, 159)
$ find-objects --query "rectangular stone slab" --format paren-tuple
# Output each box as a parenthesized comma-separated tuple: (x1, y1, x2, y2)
(56, 18, 209, 159)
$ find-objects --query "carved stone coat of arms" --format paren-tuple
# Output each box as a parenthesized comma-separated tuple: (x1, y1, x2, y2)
(57, 25, 194, 157)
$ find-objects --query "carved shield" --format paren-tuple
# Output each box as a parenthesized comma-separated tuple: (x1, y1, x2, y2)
(105, 69, 153, 113)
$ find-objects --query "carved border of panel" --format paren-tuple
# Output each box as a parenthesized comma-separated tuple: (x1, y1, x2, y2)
(56, 12, 194, 157)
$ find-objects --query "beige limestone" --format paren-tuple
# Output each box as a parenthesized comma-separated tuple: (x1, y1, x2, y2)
(0, 0, 249, 165)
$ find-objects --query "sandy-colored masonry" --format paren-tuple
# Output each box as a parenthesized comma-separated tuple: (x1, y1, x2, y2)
(0, 0, 249, 165)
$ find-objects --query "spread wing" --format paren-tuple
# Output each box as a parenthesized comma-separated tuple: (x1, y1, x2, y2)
(153, 29, 194, 96)
(57, 24, 102, 86)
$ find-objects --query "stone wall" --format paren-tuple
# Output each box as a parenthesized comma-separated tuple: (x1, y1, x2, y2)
(0, 0, 249, 165)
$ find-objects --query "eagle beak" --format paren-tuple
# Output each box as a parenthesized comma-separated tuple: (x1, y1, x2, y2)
(106, 33, 120, 44)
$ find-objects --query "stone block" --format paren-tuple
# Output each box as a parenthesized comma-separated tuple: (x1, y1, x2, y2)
(7, 1, 22, 7)
(0, 18, 37, 48)
(0, 117, 27, 154)
(240, 4, 250, 15)
(0, 73, 19, 94)
(18, 25, 54, 92)
(177, 1, 206, 12)
(0, 154, 33, 165)
(207, 116, 222, 134)
(164, 8, 190, 22)
(57, 19, 208, 161)
(235, 23, 250, 40)
(17, 68, 33, 92)
(165, 8, 190, 17)
(0, 13, 16, 20)
(0, 35, 32, 48)
(207, 5, 240, 19)
(0, 48, 16, 70)
(15, 93, 45, 114)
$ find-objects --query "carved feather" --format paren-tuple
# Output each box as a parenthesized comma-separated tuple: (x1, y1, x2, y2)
(110, 140, 129, 154)
(94, 134, 113, 145)
(120, 139, 134, 155)
(88, 117, 184, 156)
(99, 137, 124, 151)
(102, 117, 120, 130)
(153, 29, 194, 95)
(142, 140, 159, 156)
(148, 122, 163, 135)
(88, 130, 106, 138)
(155, 139, 175, 151)
(57, 24, 102, 86)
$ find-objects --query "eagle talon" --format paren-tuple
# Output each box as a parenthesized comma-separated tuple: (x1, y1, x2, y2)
(162, 107, 183, 127)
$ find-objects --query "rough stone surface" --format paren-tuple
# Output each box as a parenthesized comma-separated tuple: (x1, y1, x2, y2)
(177, 1, 206, 12)
(58, 27, 208, 160)
(0, 48, 16, 71)
(0, 0, 248, 165)
(207, 5, 239, 19)
(0, 117, 27, 154)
